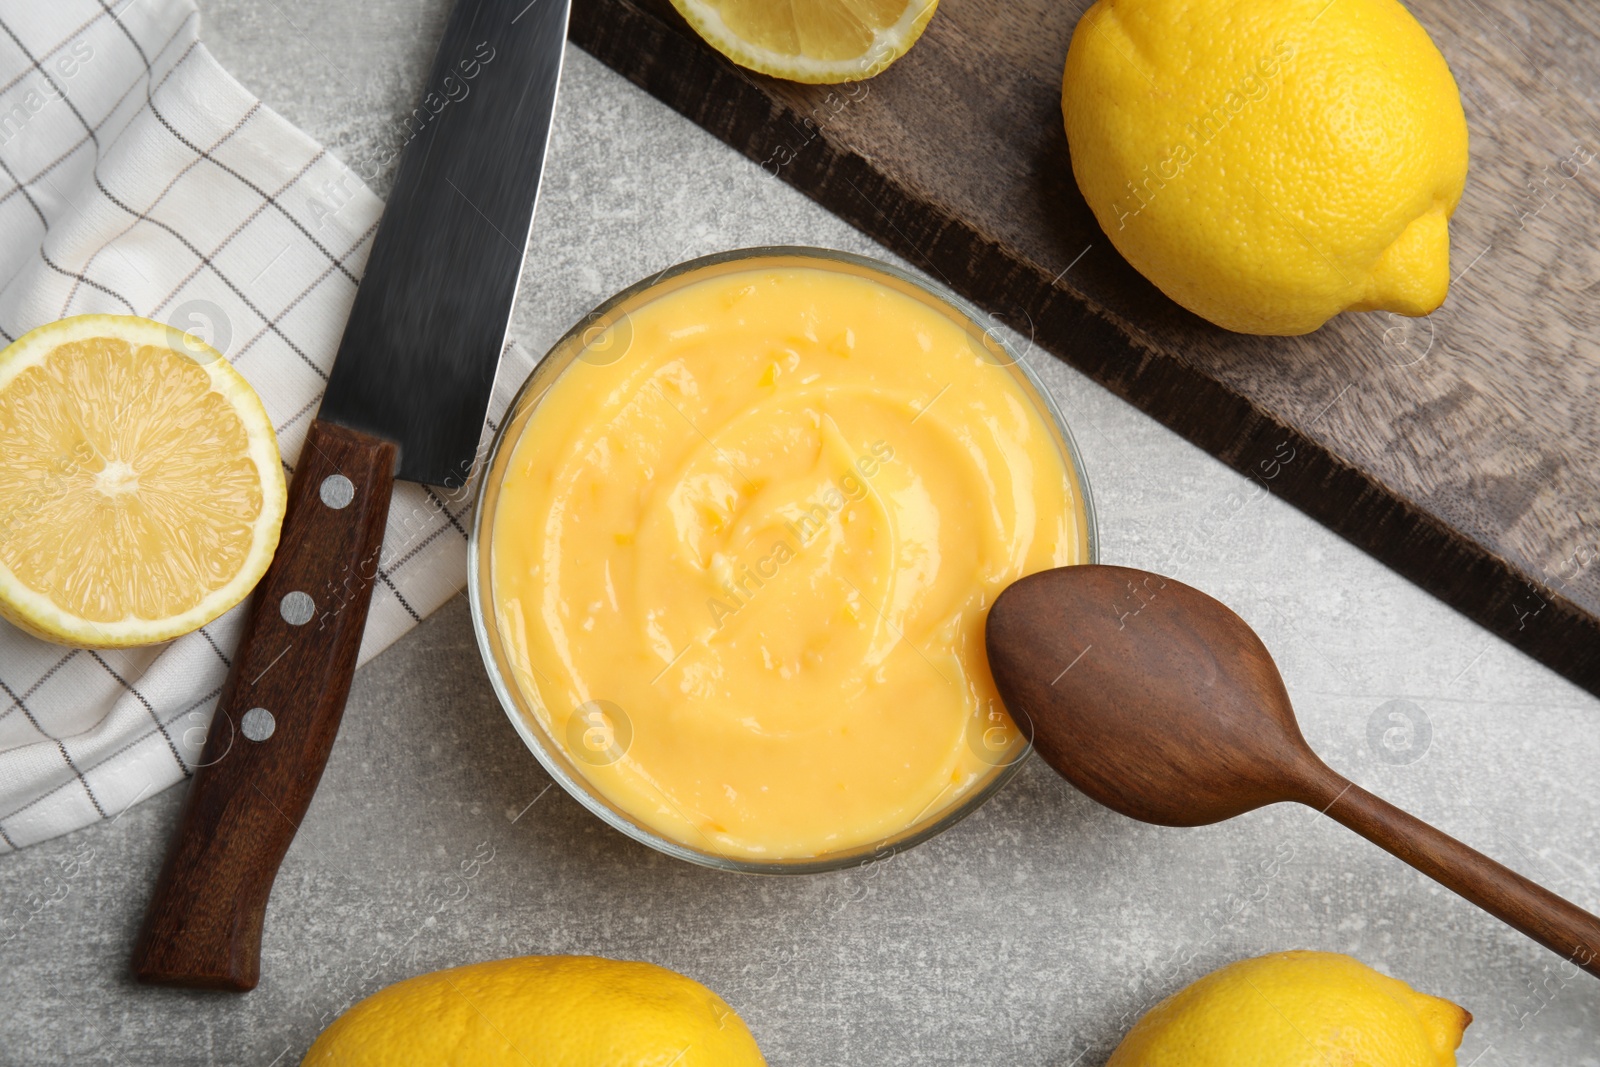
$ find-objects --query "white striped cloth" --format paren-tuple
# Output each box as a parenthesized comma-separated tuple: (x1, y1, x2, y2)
(0, 0, 532, 852)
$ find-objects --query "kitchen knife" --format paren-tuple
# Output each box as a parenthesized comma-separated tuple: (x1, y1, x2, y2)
(131, 0, 571, 991)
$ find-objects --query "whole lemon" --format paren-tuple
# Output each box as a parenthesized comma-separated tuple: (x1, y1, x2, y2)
(1108, 951, 1472, 1066)
(301, 955, 766, 1066)
(1062, 0, 1469, 335)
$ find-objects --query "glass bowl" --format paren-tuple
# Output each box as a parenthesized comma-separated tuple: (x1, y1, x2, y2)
(468, 247, 1098, 873)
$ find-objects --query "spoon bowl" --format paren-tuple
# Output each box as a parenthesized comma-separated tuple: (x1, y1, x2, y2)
(988, 566, 1325, 826)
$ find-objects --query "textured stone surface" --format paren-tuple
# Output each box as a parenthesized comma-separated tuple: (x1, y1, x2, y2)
(1, 2, 1597, 1064)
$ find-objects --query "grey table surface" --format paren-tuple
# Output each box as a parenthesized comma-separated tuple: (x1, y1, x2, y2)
(3, 1, 1599, 1064)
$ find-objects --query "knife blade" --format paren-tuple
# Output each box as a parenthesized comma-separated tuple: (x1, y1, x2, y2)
(131, 0, 571, 991)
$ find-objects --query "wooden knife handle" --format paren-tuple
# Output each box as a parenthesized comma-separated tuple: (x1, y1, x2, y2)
(132, 418, 396, 991)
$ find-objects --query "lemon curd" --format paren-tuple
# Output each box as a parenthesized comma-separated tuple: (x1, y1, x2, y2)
(487, 256, 1090, 862)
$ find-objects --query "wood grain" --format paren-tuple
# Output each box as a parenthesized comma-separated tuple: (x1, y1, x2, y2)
(571, 0, 1600, 697)
(987, 565, 1600, 977)
(132, 419, 396, 991)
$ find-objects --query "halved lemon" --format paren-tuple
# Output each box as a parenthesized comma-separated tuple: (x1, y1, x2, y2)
(0, 315, 286, 648)
(669, 0, 939, 83)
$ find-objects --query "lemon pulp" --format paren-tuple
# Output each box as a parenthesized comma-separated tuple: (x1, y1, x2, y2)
(0, 315, 284, 647)
(670, 0, 939, 82)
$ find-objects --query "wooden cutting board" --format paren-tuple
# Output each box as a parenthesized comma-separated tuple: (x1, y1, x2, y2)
(571, 0, 1600, 698)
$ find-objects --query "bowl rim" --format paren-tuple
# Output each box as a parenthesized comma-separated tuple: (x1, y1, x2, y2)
(466, 245, 1099, 875)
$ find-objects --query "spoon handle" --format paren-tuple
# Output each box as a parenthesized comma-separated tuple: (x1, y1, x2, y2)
(1311, 772, 1600, 979)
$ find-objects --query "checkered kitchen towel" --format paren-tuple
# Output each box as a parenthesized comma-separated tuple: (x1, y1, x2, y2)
(0, 0, 533, 852)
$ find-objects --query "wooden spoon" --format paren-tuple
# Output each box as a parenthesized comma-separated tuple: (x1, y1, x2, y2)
(986, 564, 1600, 978)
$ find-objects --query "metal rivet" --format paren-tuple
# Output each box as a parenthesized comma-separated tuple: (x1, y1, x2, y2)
(241, 707, 276, 742)
(319, 473, 354, 509)
(279, 590, 315, 626)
